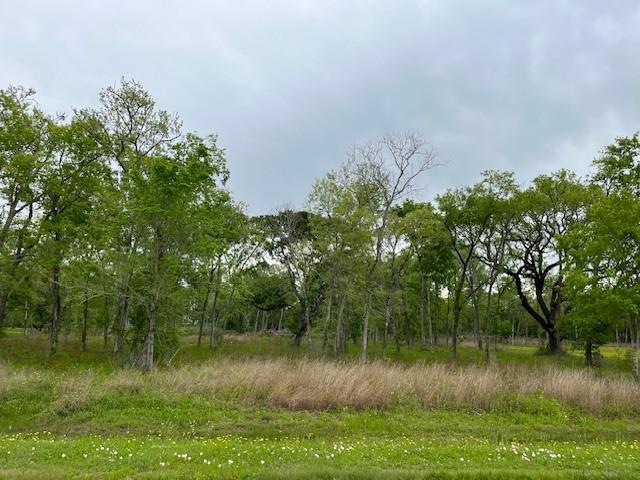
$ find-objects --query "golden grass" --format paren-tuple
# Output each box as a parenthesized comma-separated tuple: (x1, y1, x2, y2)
(0, 361, 49, 398)
(102, 369, 146, 394)
(2, 358, 639, 415)
(52, 373, 96, 415)
(148, 358, 640, 414)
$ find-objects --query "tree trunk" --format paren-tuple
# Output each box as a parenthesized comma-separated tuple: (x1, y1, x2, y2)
(360, 287, 370, 363)
(305, 302, 312, 352)
(393, 307, 401, 353)
(472, 291, 481, 350)
(402, 284, 411, 347)
(419, 275, 426, 348)
(585, 340, 593, 368)
(631, 316, 639, 383)
(140, 225, 163, 371)
(140, 308, 156, 371)
(334, 291, 346, 354)
(209, 289, 220, 350)
(102, 292, 110, 350)
(0, 293, 7, 329)
(217, 287, 238, 347)
(427, 282, 434, 346)
(292, 304, 306, 345)
(322, 293, 333, 360)
(22, 300, 29, 336)
(208, 258, 223, 350)
(547, 328, 561, 355)
(468, 271, 481, 350)
(48, 261, 62, 357)
(508, 271, 563, 354)
(113, 286, 130, 354)
(381, 298, 391, 357)
(451, 273, 465, 362)
(484, 282, 494, 363)
(81, 282, 89, 352)
(198, 261, 216, 346)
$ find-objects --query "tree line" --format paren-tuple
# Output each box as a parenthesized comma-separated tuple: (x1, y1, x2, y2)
(1, 80, 638, 377)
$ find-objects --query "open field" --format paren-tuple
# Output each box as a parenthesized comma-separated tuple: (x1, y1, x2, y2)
(1, 331, 640, 478)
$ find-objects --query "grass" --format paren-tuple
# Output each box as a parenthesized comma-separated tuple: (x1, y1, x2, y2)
(1, 330, 639, 478)
(2, 433, 639, 479)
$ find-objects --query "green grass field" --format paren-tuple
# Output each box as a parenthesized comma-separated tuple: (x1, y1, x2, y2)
(1, 330, 639, 479)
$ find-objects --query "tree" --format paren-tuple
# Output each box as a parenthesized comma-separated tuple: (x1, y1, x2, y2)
(129, 134, 230, 370)
(38, 113, 108, 355)
(437, 184, 491, 360)
(400, 201, 453, 348)
(565, 135, 640, 377)
(345, 131, 436, 363)
(259, 209, 325, 349)
(87, 78, 181, 355)
(0, 86, 49, 327)
(307, 169, 369, 358)
(504, 170, 589, 354)
(474, 171, 518, 361)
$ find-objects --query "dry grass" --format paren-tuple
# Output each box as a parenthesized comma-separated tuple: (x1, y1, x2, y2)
(0, 361, 49, 398)
(148, 358, 640, 414)
(2, 358, 639, 415)
(52, 373, 96, 415)
(102, 369, 146, 394)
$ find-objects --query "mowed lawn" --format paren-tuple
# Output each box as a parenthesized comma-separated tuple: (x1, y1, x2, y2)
(1, 331, 639, 479)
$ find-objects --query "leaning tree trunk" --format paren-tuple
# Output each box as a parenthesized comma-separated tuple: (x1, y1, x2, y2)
(508, 271, 563, 355)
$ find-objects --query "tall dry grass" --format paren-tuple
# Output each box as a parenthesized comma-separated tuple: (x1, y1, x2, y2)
(0, 361, 49, 397)
(2, 358, 639, 415)
(149, 358, 640, 414)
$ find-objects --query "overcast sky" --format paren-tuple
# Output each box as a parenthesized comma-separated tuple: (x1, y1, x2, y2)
(2, 1, 639, 214)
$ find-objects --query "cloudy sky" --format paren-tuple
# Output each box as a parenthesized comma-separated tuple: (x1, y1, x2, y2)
(1, 1, 639, 213)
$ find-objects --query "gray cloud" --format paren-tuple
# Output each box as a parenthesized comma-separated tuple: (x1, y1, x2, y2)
(2, 0, 639, 213)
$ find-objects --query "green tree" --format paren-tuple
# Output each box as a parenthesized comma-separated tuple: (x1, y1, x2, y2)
(504, 170, 590, 354)
(0, 87, 49, 327)
(38, 113, 108, 355)
(129, 134, 229, 370)
(437, 184, 491, 360)
(565, 135, 640, 377)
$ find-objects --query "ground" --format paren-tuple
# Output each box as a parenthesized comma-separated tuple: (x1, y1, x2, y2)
(0, 329, 638, 479)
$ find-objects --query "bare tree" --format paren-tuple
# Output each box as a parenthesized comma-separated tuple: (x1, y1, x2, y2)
(346, 131, 437, 363)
